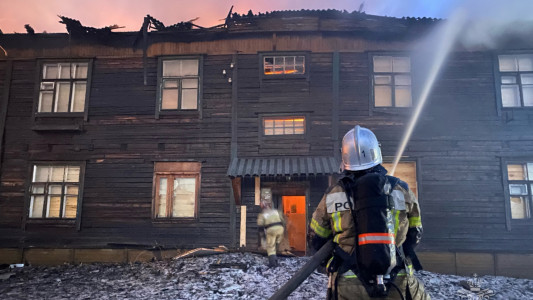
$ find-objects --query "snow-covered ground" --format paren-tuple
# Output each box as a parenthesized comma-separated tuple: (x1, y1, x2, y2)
(1, 252, 532, 299)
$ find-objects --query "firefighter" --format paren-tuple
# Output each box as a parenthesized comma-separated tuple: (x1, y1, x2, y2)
(309, 125, 430, 300)
(257, 200, 285, 267)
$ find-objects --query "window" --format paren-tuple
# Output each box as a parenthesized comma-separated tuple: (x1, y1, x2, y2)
(153, 162, 200, 219)
(372, 56, 412, 107)
(498, 54, 533, 107)
(159, 58, 200, 111)
(29, 164, 81, 219)
(506, 162, 533, 219)
(263, 55, 305, 75)
(38, 62, 89, 113)
(382, 162, 418, 196)
(263, 117, 305, 135)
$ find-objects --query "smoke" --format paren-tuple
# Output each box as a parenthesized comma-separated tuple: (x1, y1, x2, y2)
(391, 0, 532, 173)
(448, 0, 533, 49)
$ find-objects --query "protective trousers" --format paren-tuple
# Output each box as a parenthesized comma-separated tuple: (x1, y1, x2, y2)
(265, 225, 284, 256)
(328, 272, 431, 300)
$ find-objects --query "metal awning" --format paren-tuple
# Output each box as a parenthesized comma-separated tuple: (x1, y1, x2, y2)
(227, 156, 340, 177)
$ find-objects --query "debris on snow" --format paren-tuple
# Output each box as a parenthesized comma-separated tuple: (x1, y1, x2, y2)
(1, 253, 532, 299)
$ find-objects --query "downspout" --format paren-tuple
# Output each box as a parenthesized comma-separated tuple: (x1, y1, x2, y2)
(229, 53, 239, 248)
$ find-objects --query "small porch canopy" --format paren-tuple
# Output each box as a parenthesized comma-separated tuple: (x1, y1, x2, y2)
(227, 156, 340, 177)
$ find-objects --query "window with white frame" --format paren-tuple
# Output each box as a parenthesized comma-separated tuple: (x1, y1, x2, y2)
(153, 162, 200, 219)
(263, 55, 305, 75)
(38, 62, 89, 113)
(498, 54, 533, 107)
(29, 164, 81, 219)
(159, 58, 200, 111)
(506, 162, 533, 219)
(263, 116, 305, 135)
(372, 56, 412, 107)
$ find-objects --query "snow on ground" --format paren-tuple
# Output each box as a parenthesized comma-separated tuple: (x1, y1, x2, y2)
(1, 252, 533, 299)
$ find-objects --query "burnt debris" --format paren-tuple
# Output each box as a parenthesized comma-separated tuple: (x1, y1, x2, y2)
(58, 15, 123, 37)
(24, 24, 35, 35)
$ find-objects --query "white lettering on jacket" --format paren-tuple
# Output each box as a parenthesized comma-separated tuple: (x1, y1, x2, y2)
(326, 192, 353, 213)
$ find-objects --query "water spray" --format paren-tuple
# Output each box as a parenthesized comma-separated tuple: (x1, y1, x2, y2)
(390, 9, 467, 176)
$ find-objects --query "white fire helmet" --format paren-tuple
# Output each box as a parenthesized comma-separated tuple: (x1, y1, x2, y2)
(341, 125, 382, 171)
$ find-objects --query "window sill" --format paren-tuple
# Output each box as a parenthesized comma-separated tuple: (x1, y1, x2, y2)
(261, 134, 306, 140)
(501, 107, 533, 110)
(152, 218, 198, 224)
(33, 114, 85, 131)
(261, 74, 308, 80)
(372, 107, 414, 116)
(25, 219, 76, 227)
(158, 110, 200, 118)
(32, 124, 83, 131)
(35, 112, 85, 118)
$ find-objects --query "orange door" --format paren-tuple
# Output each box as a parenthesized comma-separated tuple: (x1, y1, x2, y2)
(282, 196, 306, 252)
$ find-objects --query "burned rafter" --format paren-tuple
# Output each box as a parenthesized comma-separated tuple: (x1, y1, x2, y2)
(143, 15, 202, 32)
(58, 15, 124, 37)
(24, 24, 35, 35)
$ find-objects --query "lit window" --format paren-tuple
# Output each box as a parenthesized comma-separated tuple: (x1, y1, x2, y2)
(372, 56, 412, 107)
(160, 58, 200, 111)
(263, 56, 305, 75)
(29, 164, 81, 219)
(382, 162, 418, 197)
(498, 54, 533, 107)
(263, 117, 305, 135)
(153, 162, 200, 219)
(506, 163, 533, 219)
(38, 62, 88, 113)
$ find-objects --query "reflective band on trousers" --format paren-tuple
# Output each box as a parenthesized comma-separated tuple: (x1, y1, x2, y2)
(358, 233, 395, 245)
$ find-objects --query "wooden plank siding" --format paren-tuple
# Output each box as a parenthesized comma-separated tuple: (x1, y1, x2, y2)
(0, 55, 234, 249)
(0, 13, 532, 257)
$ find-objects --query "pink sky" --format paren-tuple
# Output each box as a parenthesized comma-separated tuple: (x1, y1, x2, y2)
(0, 0, 456, 34)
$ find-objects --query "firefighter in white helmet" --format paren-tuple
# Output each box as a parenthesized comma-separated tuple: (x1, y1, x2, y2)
(309, 125, 430, 300)
(257, 199, 285, 267)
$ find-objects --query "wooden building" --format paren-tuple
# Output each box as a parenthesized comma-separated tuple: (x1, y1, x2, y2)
(1, 10, 532, 277)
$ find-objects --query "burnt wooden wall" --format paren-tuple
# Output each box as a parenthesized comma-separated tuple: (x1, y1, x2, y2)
(1, 30, 533, 254)
(236, 53, 334, 158)
(0, 55, 233, 249)
(335, 51, 533, 253)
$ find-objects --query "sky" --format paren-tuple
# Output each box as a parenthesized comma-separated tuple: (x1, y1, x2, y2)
(0, 0, 464, 34)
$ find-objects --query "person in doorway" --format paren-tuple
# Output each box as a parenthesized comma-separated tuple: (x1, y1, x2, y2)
(309, 125, 430, 300)
(257, 200, 285, 268)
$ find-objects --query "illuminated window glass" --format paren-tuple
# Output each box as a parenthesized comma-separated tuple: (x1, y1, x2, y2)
(38, 62, 89, 113)
(498, 54, 533, 107)
(372, 56, 412, 108)
(263, 117, 305, 135)
(29, 164, 81, 219)
(506, 163, 533, 219)
(160, 58, 200, 111)
(263, 56, 305, 75)
(153, 162, 200, 219)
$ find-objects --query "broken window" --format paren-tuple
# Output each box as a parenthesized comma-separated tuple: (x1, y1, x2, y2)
(498, 54, 533, 107)
(29, 164, 81, 219)
(382, 162, 418, 197)
(506, 163, 533, 219)
(159, 58, 200, 111)
(38, 62, 89, 113)
(263, 117, 305, 135)
(263, 55, 305, 75)
(372, 56, 412, 108)
(153, 162, 201, 219)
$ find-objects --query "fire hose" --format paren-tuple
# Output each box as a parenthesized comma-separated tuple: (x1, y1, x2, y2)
(268, 240, 334, 300)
